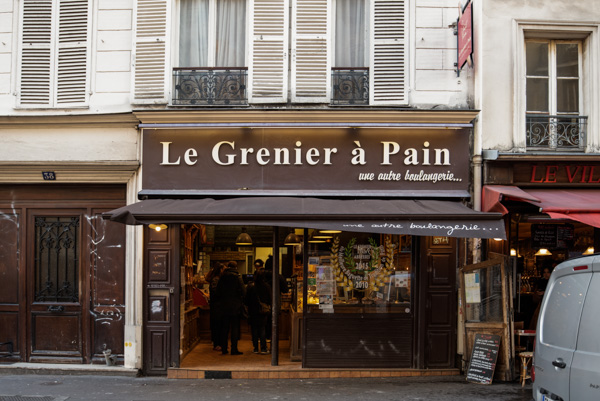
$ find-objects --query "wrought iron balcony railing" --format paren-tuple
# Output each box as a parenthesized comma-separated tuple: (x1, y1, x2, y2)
(173, 67, 247, 106)
(526, 114, 587, 151)
(331, 68, 369, 105)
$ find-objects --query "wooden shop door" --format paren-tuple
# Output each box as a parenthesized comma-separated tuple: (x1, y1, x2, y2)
(26, 210, 87, 363)
(418, 236, 457, 368)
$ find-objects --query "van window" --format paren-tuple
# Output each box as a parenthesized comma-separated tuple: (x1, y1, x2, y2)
(541, 273, 591, 349)
(576, 274, 600, 353)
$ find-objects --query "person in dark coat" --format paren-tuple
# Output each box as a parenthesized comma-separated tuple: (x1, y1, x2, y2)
(245, 269, 272, 354)
(216, 261, 246, 355)
(205, 263, 225, 351)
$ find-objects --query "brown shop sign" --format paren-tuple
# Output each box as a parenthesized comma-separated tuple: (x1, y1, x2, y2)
(141, 128, 469, 195)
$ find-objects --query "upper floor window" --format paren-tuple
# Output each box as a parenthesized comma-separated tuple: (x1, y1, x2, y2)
(178, 0, 246, 67)
(332, 0, 368, 105)
(525, 40, 586, 150)
(174, 0, 248, 105)
(18, 0, 90, 108)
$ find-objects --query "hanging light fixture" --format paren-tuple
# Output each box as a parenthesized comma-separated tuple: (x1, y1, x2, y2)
(235, 227, 253, 245)
(535, 248, 552, 256)
(284, 229, 302, 245)
(149, 224, 168, 232)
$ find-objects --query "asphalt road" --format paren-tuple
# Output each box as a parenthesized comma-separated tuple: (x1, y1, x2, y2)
(0, 374, 533, 401)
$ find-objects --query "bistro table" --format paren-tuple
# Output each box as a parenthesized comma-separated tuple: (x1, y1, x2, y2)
(514, 330, 536, 386)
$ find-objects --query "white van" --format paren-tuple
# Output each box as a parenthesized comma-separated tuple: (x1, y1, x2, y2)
(533, 254, 600, 401)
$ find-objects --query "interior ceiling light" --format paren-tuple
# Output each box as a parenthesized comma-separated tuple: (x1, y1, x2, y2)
(535, 248, 552, 256)
(284, 230, 302, 246)
(235, 227, 253, 245)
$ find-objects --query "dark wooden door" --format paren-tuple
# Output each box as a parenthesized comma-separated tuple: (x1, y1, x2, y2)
(418, 236, 457, 368)
(27, 210, 87, 363)
(143, 225, 180, 375)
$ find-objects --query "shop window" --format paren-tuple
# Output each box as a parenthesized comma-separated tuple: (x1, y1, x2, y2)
(464, 263, 503, 323)
(525, 40, 586, 151)
(298, 232, 412, 314)
(173, 0, 248, 105)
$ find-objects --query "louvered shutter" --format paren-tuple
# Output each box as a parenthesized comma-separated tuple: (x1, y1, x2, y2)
(19, 0, 53, 106)
(370, 0, 407, 105)
(56, 0, 90, 105)
(133, 0, 169, 103)
(291, 0, 330, 103)
(248, 0, 289, 103)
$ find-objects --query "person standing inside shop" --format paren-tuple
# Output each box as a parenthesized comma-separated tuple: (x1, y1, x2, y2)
(217, 261, 246, 355)
(205, 263, 225, 351)
(245, 269, 272, 354)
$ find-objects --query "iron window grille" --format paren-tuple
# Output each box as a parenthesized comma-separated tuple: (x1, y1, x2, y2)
(34, 216, 80, 303)
(331, 68, 369, 105)
(173, 67, 248, 106)
(526, 114, 587, 151)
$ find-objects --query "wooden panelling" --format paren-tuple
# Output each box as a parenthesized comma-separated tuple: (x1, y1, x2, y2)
(426, 330, 452, 366)
(148, 328, 169, 372)
(92, 212, 126, 305)
(304, 314, 413, 368)
(0, 312, 19, 358)
(0, 213, 19, 304)
(0, 184, 126, 364)
(32, 314, 81, 353)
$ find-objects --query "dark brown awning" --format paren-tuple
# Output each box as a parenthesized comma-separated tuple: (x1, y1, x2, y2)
(103, 197, 505, 239)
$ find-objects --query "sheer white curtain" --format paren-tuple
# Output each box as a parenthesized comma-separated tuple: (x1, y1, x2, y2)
(335, 0, 366, 67)
(179, 0, 209, 67)
(216, 0, 246, 67)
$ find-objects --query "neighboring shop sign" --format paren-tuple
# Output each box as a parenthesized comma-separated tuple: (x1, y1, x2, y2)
(531, 224, 574, 249)
(510, 162, 600, 185)
(142, 128, 470, 195)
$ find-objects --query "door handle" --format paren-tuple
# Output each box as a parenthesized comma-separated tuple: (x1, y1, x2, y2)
(552, 359, 567, 369)
(48, 305, 65, 313)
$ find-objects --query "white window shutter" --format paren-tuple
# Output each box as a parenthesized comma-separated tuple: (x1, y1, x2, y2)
(19, 0, 53, 106)
(133, 0, 169, 104)
(56, 0, 90, 106)
(370, 0, 407, 105)
(291, 0, 330, 103)
(248, 0, 289, 103)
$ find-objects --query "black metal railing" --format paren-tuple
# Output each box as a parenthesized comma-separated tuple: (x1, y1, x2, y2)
(331, 68, 369, 105)
(526, 114, 587, 151)
(173, 67, 247, 106)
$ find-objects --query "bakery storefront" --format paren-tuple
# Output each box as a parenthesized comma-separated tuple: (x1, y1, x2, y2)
(483, 159, 600, 330)
(106, 112, 505, 375)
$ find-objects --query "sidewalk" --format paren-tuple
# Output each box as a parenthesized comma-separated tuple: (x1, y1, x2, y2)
(0, 371, 533, 401)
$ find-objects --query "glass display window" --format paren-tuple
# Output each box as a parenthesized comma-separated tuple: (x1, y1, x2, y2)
(301, 232, 413, 314)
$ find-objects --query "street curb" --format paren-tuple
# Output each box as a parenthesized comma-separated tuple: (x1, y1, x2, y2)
(0, 363, 140, 377)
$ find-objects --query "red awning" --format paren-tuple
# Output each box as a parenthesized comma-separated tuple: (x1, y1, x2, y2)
(482, 186, 600, 228)
(482, 185, 540, 214)
(526, 189, 600, 228)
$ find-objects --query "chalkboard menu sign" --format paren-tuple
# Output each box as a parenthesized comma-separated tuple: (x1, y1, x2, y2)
(532, 224, 574, 249)
(466, 333, 501, 384)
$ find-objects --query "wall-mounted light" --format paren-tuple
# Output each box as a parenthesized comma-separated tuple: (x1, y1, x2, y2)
(235, 227, 253, 246)
(535, 248, 552, 256)
(149, 224, 168, 232)
(510, 248, 517, 257)
(583, 246, 595, 255)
